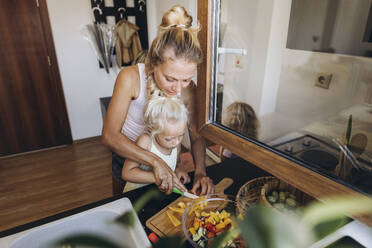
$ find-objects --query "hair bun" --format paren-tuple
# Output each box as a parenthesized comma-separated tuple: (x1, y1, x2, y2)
(160, 5, 193, 28)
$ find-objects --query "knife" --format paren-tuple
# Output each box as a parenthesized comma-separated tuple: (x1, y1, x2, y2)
(172, 187, 199, 199)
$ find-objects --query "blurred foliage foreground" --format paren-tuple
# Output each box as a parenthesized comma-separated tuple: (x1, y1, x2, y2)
(55, 189, 372, 248)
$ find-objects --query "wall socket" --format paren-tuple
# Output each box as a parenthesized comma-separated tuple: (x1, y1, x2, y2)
(315, 72, 332, 89)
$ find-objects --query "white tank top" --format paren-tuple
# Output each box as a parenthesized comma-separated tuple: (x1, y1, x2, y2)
(123, 138, 178, 192)
(121, 63, 147, 141)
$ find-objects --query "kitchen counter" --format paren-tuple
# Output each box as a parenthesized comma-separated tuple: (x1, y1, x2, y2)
(0, 157, 269, 246)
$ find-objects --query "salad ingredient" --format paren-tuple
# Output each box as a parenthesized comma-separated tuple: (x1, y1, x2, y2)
(166, 210, 181, 227)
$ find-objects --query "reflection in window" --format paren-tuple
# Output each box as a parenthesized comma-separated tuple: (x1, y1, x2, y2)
(213, 0, 372, 195)
(221, 102, 259, 139)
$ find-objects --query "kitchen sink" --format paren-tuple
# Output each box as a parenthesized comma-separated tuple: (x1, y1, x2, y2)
(0, 198, 150, 248)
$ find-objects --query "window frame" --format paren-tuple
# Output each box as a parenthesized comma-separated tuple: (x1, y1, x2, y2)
(196, 0, 371, 225)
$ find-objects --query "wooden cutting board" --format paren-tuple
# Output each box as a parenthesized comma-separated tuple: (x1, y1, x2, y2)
(146, 177, 234, 237)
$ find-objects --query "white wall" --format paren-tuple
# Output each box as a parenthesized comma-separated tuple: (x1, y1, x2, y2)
(46, 0, 118, 140)
(217, 0, 372, 142)
(147, 0, 197, 43)
(219, 0, 288, 117)
(46, 0, 196, 140)
(264, 0, 372, 141)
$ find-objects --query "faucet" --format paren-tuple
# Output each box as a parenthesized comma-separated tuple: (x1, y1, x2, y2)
(332, 138, 361, 180)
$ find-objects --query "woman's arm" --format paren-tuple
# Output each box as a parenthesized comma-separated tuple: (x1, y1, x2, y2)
(175, 144, 191, 184)
(182, 84, 214, 195)
(102, 66, 187, 193)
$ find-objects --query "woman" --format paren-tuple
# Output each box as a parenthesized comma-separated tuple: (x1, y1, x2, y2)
(102, 5, 214, 195)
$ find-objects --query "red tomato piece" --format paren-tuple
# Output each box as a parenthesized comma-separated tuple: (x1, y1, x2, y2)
(207, 232, 215, 238)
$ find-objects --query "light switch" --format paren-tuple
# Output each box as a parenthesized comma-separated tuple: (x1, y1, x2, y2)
(235, 55, 243, 68)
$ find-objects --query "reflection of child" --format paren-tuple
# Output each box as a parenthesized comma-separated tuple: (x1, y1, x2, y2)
(122, 97, 190, 192)
(220, 102, 259, 160)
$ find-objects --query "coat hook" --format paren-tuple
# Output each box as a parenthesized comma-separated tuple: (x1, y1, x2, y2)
(92, 6, 103, 15)
(138, 0, 146, 12)
(118, 7, 127, 19)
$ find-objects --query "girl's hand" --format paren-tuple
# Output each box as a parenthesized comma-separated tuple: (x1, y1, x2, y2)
(153, 159, 187, 194)
(175, 168, 191, 185)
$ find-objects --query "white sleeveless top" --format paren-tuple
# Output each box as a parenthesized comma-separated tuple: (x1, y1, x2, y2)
(121, 63, 147, 141)
(123, 138, 178, 192)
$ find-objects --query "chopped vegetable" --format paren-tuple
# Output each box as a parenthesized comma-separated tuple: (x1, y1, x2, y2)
(168, 206, 185, 213)
(188, 208, 240, 247)
(189, 227, 196, 235)
(285, 198, 297, 208)
(177, 201, 186, 209)
(166, 210, 181, 227)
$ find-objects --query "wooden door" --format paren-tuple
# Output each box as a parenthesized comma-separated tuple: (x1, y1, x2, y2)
(0, 0, 72, 156)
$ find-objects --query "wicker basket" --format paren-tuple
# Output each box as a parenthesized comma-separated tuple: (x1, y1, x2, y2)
(260, 178, 315, 211)
(236, 176, 276, 215)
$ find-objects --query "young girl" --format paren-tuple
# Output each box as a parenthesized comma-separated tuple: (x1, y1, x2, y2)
(219, 102, 259, 161)
(122, 96, 191, 192)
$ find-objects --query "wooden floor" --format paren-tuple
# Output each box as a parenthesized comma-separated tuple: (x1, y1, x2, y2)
(0, 137, 112, 232)
(0, 137, 218, 232)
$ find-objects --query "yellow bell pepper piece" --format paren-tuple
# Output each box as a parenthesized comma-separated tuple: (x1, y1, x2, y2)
(166, 211, 181, 227)
(193, 219, 200, 230)
(177, 201, 186, 209)
(189, 227, 196, 235)
(195, 210, 201, 218)
(201, 211, 209, 217)
(216, 222, 226, 230)
(223, 218, 232, 225)
(212, 214, 220, 223)
(169, 206, 185, 214)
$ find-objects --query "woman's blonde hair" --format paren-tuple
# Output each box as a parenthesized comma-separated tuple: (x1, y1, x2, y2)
(144, 96, 188, 136)
(146, 5, 203, 99)
(222, 102, 259, 139)
(131, 50, 148, 65)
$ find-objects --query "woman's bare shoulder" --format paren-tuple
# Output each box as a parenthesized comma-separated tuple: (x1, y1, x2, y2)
(116, 65, 139, 84)
(114, 65, 141, 97)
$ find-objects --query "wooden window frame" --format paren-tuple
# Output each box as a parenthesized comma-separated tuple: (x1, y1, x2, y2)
(196, 0, 371, 225)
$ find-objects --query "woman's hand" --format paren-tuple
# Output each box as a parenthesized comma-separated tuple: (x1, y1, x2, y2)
(191, 173, 214, 195)
(153, 159, 187, 194)
(175, 168, 191, 185)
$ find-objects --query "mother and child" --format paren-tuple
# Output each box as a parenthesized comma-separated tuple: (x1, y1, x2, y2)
(102, 5, 215, 195)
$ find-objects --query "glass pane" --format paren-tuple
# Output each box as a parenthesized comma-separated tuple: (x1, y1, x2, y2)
(212, 0, 372, 195)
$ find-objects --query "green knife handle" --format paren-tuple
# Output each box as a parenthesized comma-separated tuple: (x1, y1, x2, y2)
(172, 187, 184, 196)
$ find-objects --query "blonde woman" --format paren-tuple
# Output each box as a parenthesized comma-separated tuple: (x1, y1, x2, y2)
(102, 5, 214, 195)
(122, 97, 190, 192)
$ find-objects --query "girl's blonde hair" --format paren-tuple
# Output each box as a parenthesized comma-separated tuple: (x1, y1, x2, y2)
(222, 102, 259, 139)
(146, 5, 203, 99)
(144, 96, 188, 136)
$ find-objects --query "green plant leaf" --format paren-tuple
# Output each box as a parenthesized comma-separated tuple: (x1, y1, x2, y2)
(237, 205, 313, 248)
(133, 188, 162, 213)
(302, 195, 372, 227)
(114, 188, 161, 228)
(312, 216, 350, 240)
(152, 235, 184, 248)
(114, 210, 135, 228)
(54, 233, 123, 248)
